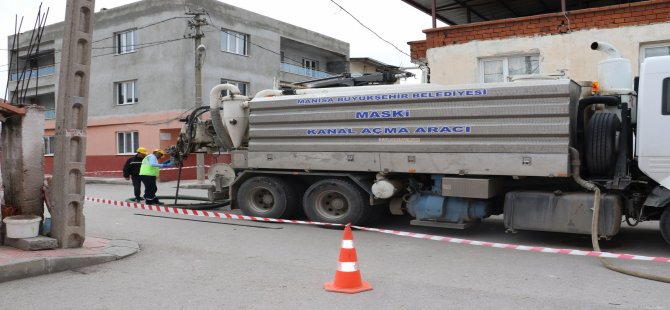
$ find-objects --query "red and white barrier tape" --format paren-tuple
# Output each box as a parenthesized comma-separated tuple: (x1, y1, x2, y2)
(85, 165, 210, 175)
(83, 196, 670, 263)
(84, 196, 340, 227)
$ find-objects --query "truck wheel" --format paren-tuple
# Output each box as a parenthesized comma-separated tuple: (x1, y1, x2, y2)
(585, 112, 620, 177)
(303, 179, 368, 225)
(661, 207, 670, 246)
(237, 176, 298, 219)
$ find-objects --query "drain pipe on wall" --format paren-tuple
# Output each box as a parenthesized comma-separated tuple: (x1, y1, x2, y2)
(570, 147, 670, 283)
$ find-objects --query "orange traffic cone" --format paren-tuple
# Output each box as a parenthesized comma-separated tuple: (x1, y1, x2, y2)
(324, 223, 373, 294)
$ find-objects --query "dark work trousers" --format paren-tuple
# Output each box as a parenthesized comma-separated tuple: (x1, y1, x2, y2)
(140, 175, 158, 204)
(131, 174, 142, 200)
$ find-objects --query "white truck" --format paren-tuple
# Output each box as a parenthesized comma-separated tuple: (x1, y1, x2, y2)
(171, 42, 670, 246)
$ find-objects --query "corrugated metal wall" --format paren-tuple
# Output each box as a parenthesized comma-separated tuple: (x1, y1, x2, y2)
(248, 80, 580, 155)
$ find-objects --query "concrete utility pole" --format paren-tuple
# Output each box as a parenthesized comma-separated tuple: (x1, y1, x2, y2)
(187, 8, 208, 182)
(51, 0, 95, 248)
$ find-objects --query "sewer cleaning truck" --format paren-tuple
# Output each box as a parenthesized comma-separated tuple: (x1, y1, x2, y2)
(170, 42, 670, 246)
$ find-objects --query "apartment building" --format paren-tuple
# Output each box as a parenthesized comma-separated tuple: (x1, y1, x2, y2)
(405, 0, 670, 85)
(6, 0, 349, 180)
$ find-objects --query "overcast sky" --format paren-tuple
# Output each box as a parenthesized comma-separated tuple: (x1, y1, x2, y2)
(1, 0, 447, 98)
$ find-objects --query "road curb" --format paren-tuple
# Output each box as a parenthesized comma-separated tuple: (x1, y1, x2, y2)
(84, 177, 130, 185)
(0, 238, 140, 283)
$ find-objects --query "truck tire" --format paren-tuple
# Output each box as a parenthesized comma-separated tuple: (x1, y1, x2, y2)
(661, 207, 670, 246)
(303, 179, 368, 225)
(585, 112, 620, 177)
(237, 176, 298, 219)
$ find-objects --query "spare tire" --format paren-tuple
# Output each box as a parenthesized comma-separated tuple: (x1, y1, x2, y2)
(585, 112, 620, 177)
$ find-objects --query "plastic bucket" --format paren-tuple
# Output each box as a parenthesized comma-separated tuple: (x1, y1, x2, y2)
(3, 215, 41, 239)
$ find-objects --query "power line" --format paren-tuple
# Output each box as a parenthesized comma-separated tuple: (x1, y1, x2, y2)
(4, 16, 188, 49)
(91, 37, 189, 50)
(204, 13, 300, 65)
(328, 0, 422, 64)
(203, 18, 342, 76)
(91, 37, 189, 57)
(4, 10, 352, 77)
(1, 16, 190, 66)
(0, 36, 189, 73)
(91, 16, 190, 44)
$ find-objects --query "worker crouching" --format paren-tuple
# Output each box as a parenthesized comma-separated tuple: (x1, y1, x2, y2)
(139, 149, 175, 205)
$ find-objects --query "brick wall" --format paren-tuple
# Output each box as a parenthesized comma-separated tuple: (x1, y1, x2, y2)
(44, 153, 231, 182)
(410, 0, 670, 61)
(409, 40, 428, 62)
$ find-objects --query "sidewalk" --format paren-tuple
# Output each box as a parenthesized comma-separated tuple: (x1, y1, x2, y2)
(0, 177, 207, 283)
(0, 237, 139, 283)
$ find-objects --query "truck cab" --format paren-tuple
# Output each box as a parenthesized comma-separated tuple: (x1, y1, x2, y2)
(637, 55, 670, 189)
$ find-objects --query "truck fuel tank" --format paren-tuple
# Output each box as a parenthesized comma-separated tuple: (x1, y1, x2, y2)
(504, 191, 622, 236)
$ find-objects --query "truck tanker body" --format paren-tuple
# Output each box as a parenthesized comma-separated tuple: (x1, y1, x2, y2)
(171, 42, 670, 246)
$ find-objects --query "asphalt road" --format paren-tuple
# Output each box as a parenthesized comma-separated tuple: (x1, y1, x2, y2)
(1, 182, 668, 309)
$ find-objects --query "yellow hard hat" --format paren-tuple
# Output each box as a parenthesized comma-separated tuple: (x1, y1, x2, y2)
(136, 147, 148, 155)
(153, 149, 165, 155)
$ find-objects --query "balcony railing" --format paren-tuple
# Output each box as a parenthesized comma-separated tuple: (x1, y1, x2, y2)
(9, 65, 56, 81)
(280, 62, 331, 78)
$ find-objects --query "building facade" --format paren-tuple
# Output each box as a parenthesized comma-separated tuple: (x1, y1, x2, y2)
(7, 0, 349, 180)
(406, 0, 670, 85)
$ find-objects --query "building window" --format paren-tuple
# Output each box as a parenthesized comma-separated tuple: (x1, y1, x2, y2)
(479, 55, 539, 83)
(640, 43, 670, 63)
(220, 79, 249, 96)
(44, 136, 55, 155)
(303, 59, 319, 71)
(115, 30, 136, 54)
(221, 29, 248, 55)
(115, 80, 138, 105)
(117, 131, 139, 154)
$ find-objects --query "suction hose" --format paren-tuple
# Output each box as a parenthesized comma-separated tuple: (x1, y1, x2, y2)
(209, 84, 237, 150)
(126, 196, 230, 210)
(570, 147, 670, 283)
(253, 89, 283, 98)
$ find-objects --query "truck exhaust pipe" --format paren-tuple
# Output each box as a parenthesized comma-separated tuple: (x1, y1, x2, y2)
(590, 42, 632, 94)
(590, 41, 621, 59)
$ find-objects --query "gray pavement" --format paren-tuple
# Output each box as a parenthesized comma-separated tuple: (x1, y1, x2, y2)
(0, 177, 145, 284)
(0, 181, 667, 309)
